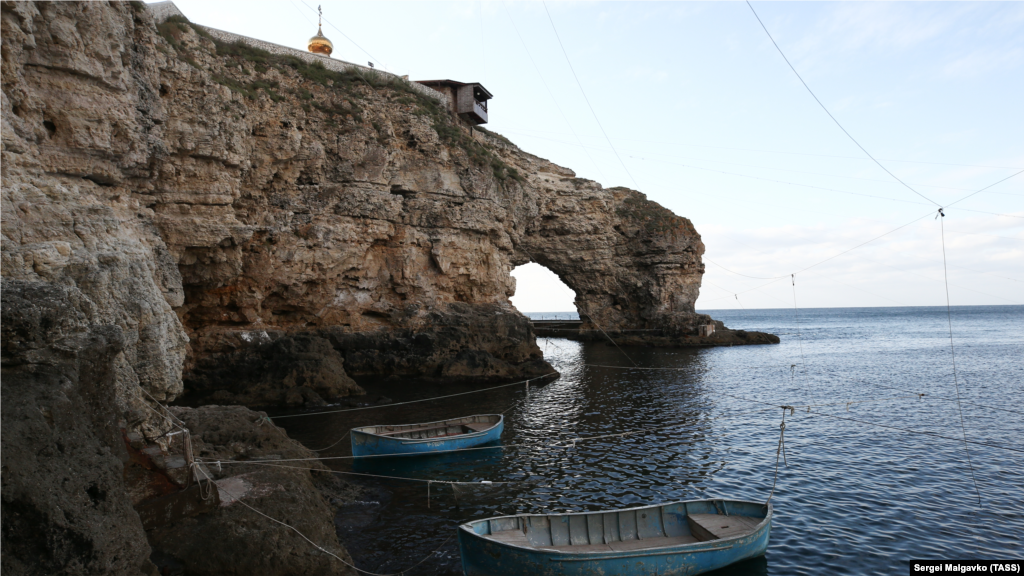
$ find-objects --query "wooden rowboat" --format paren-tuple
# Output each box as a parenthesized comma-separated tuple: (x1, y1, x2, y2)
(458, 498, 771, 576)
(350, 414, 503, 457)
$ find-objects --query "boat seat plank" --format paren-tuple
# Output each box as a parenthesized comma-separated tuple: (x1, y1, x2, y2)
(538, 543, 614, 553)
(688, 514, 761, 541)
(488, 529, 528, 544)
(608, 534, 699, 552)
(463, 422, 493, 433)
(529, 534, 700, 553)
(376, 424, 461, 437)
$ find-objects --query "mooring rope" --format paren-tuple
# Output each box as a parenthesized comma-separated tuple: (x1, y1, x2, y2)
(211, 391, 950, 471)
(566, 360, 1024, 416)
(937, 208, 982, 505)
(269, 373, 557, 420)
(791, 274, 806, 371)
(764, 407, 789, 506)
(135, 386, 190, 441)
(199, 459, 514, 489)
(790, 364, 1022, 416)
(799, 409, 1024, 455)
(202, 442, 524, 465)
(201, 404, 782, 467)
(713, 390, 927, 413)
(218, 473, 454, 576)
(309, 430, 351, 453)
(715, 388, 1024, 455)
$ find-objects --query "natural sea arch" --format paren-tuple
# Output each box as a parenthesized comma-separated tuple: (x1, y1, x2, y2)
(510, 262, 579, 318)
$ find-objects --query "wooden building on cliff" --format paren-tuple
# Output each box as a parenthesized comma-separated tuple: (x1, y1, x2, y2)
(416, 80, 492, 126)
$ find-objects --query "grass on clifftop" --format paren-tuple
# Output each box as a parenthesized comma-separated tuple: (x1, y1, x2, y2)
(615, 193, 689, 235)
(154, 13, 523, 184)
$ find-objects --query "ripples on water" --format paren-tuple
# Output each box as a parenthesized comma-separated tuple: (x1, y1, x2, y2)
(279, 306, 1024, 575)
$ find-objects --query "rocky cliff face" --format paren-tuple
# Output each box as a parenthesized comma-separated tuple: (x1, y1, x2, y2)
(3, 1, 727, 408)
(1, 280, 156, 576)
(2, 1, 188, 402)
(142, 24, 718, 399)
(1, 2, 771, 574)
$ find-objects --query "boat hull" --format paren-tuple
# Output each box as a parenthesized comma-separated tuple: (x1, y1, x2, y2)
(351, 415, 504, 457)
(458, 499, 771, 576)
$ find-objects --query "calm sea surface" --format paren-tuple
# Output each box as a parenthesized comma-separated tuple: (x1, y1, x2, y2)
(278, 305, 1024, 575)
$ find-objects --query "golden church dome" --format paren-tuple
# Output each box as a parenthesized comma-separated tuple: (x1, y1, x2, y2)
(308, 26, 333, 57)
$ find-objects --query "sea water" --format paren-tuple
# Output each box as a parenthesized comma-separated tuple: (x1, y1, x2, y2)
(278, 305, 1024, 575)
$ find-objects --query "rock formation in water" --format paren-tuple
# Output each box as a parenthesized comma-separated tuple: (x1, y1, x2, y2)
(1, 2, 776, 574)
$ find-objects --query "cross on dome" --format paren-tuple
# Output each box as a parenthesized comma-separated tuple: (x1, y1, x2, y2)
(307, 5, 333, 57)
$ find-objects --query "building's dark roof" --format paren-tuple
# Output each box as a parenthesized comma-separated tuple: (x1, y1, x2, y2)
(416, 79, 493, 100)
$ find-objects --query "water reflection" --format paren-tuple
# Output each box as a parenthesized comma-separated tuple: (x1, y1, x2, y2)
(276, 306, 1024, 575)
(351, 443, 504, 478)
(280, 338, 730, 574)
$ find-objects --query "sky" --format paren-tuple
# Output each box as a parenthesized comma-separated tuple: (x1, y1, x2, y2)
(162, 1, 1024, 311)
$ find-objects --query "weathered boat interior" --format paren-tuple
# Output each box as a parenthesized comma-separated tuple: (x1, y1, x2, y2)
(356, 414, 501, 440)
(477, 500, 766, 553)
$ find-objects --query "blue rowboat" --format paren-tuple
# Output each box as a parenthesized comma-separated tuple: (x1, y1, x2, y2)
(353, 439, 502, 475)
(458, 498, 771, 576)
(351, 414, 503, 457)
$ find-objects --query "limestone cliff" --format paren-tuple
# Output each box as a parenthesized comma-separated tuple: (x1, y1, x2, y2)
(1, 2, 773, 574)
(142, 22, 721, 400)
(3, 1, 746, 408)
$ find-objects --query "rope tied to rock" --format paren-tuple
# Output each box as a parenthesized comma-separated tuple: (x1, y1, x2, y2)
(217, 472, 454, 576)
(309, 429, 351, 453)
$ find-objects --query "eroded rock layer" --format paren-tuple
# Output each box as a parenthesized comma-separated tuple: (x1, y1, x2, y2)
(2, 2, 773, 574)
(1, 280, 155, 576)
(2, 1, 753, 407)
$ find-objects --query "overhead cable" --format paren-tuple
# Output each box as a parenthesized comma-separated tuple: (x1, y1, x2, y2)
(509, 128, 1001, 194)
(541, 1, 640, 189)
(946, 169, 1024, 209)
(300, 0, 385, 70)
(706, 210, 935, 284)
(713, 389, 1024, 455)
(702, 169, 1024, 300)
(744, 1, 941, 208)
(501, 1, 608, 182)
(502, 128, 1024, 171)
(510, 130, 1023, 219)
(629, 154, 935, 208)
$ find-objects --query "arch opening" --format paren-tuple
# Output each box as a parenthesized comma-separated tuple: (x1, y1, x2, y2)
(510, 262, 578, 320)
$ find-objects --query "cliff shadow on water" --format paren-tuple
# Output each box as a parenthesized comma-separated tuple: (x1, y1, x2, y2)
(274, 340, 774, 576)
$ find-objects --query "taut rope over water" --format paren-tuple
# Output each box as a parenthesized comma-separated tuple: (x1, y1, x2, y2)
(938, 208, 982, 505)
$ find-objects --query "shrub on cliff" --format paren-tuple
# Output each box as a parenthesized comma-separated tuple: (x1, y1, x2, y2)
(155, 14, 525, 185)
